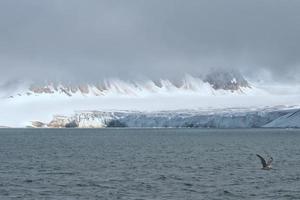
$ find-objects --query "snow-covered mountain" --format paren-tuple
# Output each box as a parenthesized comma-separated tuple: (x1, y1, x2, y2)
(203, 69, 250, 90)
(0, 70, 299, 127)
(5, 70, 251, 98)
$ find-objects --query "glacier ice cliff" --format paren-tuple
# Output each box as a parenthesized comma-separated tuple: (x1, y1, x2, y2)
(264, 110, 300, 128)
(32, 108, 300, 128)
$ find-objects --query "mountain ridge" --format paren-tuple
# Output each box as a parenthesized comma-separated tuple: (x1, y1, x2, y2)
(3, 70, 251, 98)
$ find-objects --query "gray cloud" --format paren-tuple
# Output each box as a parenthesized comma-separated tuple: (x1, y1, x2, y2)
(0, 0, 300, 82)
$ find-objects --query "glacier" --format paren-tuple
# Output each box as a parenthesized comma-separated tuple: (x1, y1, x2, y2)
(264, 110, 300, 128)
(0, 72, 299, 128)
(30, 107, 300, 128)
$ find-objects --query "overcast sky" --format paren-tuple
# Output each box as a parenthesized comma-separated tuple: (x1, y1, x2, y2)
(0, 0, 300, 83)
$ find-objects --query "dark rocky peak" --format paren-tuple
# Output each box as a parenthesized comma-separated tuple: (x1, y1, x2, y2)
(203, 69, 250, 91)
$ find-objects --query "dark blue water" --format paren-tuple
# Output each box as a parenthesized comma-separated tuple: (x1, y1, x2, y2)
(0, 128, 300, 200)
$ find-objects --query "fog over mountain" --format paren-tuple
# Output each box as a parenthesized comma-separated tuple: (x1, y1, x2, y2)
(0, 0, 300, 83)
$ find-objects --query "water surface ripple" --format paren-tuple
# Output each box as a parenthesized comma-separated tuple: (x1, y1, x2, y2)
(0, 128, 299, 199)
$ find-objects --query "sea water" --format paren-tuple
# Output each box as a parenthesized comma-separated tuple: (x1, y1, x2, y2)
(0, 128, 299, 200)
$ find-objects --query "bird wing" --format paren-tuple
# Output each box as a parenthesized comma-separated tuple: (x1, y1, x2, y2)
(267, 157, 273, 165)
(256, 154, 267, 167)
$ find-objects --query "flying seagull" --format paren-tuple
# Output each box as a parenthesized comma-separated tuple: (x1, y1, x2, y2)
(256, 154, 273, 170)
